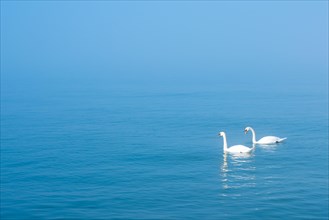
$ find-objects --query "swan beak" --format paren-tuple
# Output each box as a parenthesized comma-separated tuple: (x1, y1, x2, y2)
(244, 130, 247, 134)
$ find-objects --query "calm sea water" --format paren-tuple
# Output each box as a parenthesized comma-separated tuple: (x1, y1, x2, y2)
(1, 79, 328, 219)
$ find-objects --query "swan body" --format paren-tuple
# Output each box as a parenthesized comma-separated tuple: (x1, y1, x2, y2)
(244, 127, 287, 144)
(218, 132, 253, 154)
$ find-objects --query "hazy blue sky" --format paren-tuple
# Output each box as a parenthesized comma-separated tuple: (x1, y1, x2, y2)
(1, 1, 328, 89)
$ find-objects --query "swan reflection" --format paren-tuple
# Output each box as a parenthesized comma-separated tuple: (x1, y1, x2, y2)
(256, 144, 279, 153)
(220, 150, 256, 191)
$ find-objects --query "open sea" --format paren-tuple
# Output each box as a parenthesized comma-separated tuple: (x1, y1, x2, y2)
(1, 79, 328, 219)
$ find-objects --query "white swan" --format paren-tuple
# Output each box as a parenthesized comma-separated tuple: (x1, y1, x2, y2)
(218, 131, 254, 154)
(244, 127, 287, 144)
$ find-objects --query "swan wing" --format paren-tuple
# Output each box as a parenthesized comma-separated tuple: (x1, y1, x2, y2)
(227, 145, 252, 153)
(257, 136, 286, 144)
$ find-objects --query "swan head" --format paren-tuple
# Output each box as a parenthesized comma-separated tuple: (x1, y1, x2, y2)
(218, 132, 225, 136)
(244, 127, 251, 134)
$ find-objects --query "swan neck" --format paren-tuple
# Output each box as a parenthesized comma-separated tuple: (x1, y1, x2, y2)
(250, 128, 257, 143)
(222, 134, 228, 151)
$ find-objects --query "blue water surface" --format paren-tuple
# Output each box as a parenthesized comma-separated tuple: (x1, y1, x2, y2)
(1, 78, 328, 219)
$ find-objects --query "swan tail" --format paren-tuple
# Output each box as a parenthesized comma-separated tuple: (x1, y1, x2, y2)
(276, 137, 287, 143)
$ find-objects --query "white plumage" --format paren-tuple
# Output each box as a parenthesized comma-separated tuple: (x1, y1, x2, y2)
(218, 131, 254, 154)
(244, 127, 287, 144)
